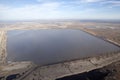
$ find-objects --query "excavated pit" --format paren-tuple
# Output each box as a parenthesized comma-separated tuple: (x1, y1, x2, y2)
(7, 29, 120, 65)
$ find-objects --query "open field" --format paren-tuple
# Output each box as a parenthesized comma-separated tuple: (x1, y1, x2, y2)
(0, 21, 120, 80)
(78, 23, 120, 45)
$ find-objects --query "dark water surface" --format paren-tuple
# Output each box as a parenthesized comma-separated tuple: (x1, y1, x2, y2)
(7, 29, 120, 65)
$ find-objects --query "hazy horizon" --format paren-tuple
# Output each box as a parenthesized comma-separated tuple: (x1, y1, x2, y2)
(0, 0, 120, 21)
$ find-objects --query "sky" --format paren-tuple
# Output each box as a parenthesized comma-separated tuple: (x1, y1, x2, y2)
(0, 0, 120, 20)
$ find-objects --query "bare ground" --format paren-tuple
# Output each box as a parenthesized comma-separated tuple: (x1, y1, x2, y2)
(0, 22, 120, 80)
(56, 60, 120, 80)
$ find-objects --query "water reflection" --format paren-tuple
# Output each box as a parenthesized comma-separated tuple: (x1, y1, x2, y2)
(7, 29, 120, 65)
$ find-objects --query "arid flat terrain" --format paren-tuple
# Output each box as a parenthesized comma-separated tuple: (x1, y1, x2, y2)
(0, 21, 120, 80)
(78, 23, 120, 45)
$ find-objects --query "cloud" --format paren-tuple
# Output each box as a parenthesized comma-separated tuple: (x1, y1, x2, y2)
(0, 2, 62, 20)
(78, 0, 120, 5)
(36, 0, 48, 2)
(100, 0, 120, 8)
(36, 0, 56, 3)
(75, 0, 120, 8)
(0, 0, 120, 20)
(101, 1, 120, 6)
(82, 0, 101, 2)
